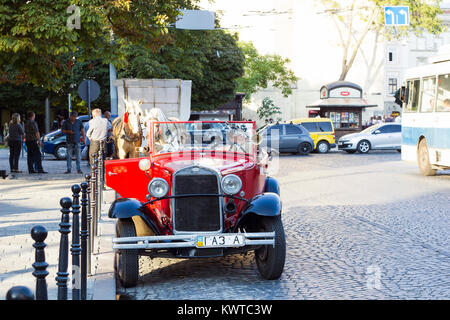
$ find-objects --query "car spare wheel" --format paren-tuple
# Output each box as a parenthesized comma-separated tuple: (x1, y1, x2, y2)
(254, 216, 286, 280)
(115, 219, 139, 288)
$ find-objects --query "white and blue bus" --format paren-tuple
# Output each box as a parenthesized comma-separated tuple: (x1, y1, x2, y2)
(401, 53, 450, 176)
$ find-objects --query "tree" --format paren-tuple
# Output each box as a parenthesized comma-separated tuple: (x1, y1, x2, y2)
(235, 41, 298, 102)
(119, 29, 245, 110)
(0, 0, 198, 91)
(0, 56, 111, 115)
(319, 0, 446, 80)
(257, 97, 282, 123)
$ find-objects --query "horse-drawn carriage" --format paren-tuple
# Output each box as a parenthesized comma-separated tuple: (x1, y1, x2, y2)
(106, 102, 285, 288)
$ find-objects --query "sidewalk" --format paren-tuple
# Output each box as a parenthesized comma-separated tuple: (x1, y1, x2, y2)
(0, 154, 116, 300)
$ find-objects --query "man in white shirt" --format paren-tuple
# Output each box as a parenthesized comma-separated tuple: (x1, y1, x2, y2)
(86, 109, 111, 165)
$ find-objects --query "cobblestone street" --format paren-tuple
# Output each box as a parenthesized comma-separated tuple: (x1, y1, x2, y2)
(117, 150, 450, 300)
(1, 149, 449, 300)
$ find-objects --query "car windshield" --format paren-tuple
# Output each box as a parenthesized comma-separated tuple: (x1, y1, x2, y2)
(151, 121, 256, 155)
(361, 124, 380, 133)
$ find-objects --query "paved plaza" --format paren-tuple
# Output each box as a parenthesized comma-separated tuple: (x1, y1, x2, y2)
(0, 148, 449, 299)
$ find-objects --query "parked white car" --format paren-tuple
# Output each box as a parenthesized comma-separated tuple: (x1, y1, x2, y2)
(338, 123, 402, 154)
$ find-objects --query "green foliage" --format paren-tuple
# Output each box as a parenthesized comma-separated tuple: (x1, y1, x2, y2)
(0, 0, 197, 91)
(257, 97, 282, 122)
(236, 42, 298, 102)
(0, 57, 110, 115)
(119, 29, 245, 110)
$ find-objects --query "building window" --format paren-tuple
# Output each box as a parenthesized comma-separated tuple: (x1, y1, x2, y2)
(389, 52, 393, 62)
(388, 78, 398, 95)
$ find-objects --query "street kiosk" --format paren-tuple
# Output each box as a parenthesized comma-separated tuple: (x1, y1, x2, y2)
(306, 81, 377, 140)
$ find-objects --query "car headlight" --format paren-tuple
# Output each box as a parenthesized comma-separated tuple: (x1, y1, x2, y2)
(148, 178, 169, 198)
(221, 174, 242, 195)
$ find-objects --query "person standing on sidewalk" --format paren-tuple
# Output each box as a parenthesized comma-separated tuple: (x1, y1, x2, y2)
(86, 109, 111, 165)
(25, 111, 47, 174)
(62, 111, 85, 174)
(7, 113, 24, 173)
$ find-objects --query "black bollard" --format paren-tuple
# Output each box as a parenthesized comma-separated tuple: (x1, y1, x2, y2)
(98, 144, 104, 217)
(56, 197, 72, 300)
(85, 175, 92, 276)
(31, 225, 49, 300)
(90, 155, 98, 243)
(6, 286, 35, 300)
(80, 182, 89, 300)
(92, 155, 99, 238)
(71, 184, 81, 300)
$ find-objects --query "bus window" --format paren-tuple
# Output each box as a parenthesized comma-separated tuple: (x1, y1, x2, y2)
(405, 79, 420, 112)
(420, 76, 436, 112)
(437, 74, 450, 112)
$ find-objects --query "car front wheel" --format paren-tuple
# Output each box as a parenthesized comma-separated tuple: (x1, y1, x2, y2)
(254, 216, 286, 280)
(357, 140, 371, 154)
(115, 219, 139, 288)
(54, 144, 67, 160)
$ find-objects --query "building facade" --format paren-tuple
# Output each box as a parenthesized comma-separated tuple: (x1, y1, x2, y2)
(200, 0, 450, 126)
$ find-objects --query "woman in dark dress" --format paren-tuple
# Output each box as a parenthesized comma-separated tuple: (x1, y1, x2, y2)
(8, 113, 24, 173)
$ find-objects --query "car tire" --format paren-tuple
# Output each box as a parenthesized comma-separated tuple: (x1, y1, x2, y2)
(115, 219, 139, 288)
(417, 138, 436, 176)
(357, 140, 371, 154)
(298, 142, 312, 155)
(316, 140, 330, 153)
(54, 144, 67, 160)
(345, 150, 357, 154)
(254, 216, 286, 280)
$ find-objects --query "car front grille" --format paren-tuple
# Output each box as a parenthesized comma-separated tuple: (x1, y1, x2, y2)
(173, 167, 222, 233)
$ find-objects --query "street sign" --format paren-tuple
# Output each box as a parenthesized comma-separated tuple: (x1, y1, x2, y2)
(78, 79, 100, 117)
(175, 9, 215, 30)
(384, 6, 409, 26)
(78, 79, 100, 103)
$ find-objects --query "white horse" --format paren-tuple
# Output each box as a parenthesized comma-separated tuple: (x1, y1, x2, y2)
(142, 108, 188, 154)
(112, 99, 144, 159)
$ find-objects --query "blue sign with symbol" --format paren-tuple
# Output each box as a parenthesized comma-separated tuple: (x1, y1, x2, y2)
(384, 6, 409, 26)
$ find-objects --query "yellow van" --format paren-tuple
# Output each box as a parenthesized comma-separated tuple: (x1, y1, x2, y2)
(290, 118, 336, 153)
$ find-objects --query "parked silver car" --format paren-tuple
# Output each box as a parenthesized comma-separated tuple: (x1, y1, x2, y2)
(338, 123, 402, 154)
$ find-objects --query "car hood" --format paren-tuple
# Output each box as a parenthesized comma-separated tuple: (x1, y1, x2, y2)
(340, 132, 369, 141)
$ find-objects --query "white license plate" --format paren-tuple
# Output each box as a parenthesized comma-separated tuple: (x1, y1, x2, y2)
(196, 234, 245, 248)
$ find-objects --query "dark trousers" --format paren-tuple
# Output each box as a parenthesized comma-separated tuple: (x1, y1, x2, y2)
(9, 140, 22, 171)
(106, 138, 114, 158)
(25, 141, 43, 173)
(89, 140, 101, 165)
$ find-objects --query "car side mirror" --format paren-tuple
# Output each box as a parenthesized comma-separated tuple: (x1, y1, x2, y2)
(373, 130, 381, 134)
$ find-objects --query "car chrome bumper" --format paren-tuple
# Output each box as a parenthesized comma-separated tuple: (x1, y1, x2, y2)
(112, 232, 275, 250)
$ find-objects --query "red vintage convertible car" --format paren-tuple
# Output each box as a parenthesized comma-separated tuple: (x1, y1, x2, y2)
(105, 121, 285, 287)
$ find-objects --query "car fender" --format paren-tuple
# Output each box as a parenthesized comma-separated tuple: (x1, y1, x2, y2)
(234, 192, 282, 231)
(264, 177, 280, 195)
(108, 198, 160, 235)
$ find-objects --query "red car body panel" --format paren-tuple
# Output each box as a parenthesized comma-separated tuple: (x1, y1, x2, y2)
(105, 121, 268, 235)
